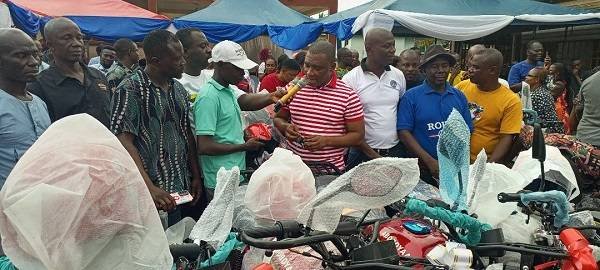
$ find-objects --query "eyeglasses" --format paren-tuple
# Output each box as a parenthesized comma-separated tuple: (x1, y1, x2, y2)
(526, 74, 538, 78)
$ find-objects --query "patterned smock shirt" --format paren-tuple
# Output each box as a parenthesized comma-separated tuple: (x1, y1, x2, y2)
(110, 69, 192, 193)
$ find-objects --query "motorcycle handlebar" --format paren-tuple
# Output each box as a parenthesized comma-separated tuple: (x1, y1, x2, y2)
(497, 192, 522, 203)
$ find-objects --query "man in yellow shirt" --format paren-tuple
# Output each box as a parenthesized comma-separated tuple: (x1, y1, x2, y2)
(456, 48, 523, 163)
(447, 52, 465, 86)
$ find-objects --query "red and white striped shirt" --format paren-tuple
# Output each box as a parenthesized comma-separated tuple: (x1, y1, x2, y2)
(282, 73, 364, 170)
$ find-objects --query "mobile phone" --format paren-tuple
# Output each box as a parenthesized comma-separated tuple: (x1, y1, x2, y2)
(170, 190, 193, 205)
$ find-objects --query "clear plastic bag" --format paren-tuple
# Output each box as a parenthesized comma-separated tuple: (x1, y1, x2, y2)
(245, 148, 316, 221)
(0, 114, 172, 270)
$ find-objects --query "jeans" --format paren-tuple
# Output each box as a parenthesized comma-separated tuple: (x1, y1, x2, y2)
(346, 142, 407, 170)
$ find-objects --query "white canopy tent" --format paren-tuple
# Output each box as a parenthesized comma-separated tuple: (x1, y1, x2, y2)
(0, 2, 14, 28)
(352, 9, 600, 41)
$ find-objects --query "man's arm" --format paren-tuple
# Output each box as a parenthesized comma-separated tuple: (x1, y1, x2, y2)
(274, 108, 302, 143)
(197, 135, 261, 156)
(507, 65, 522, 93)
(398, 130, 439, 177)
(569, 91, 585, 132)
(358, 140, 382, 159)
(488, 134, 515, 163)
(117, 132, 176, 210)
(186, 126, 203, 203)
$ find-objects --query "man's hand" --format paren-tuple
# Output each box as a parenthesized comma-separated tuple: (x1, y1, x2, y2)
(425, 159, 440, 180)
(244, 137, 264, 151)
(190, 177, 202, 205)
(269, 86, 288, 103)
(284, 123, 302, 142)
(303, 135, 329, 151)
(149, 185, 176, 211)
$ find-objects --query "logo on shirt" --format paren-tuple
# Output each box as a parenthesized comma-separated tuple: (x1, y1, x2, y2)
(468, 102, 484, 121)
(390, 80, 398, 89)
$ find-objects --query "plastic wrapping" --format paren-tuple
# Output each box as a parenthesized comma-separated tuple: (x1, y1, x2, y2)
(437, 109, 471, 211)
(189, 167, 241, 249)
(0, 114, 172, 270)
(520, 191, 570, 227)
(512, 145, 580, 200)
(297, 157, 420, 233)
(466, 154, 528, 228)
(165, 217, 197, 245)
(245, 148, 316, 221)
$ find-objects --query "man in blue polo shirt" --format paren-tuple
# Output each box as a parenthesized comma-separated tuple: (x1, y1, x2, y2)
(397, 45, 472, 186)
(508, 40, 548, 93)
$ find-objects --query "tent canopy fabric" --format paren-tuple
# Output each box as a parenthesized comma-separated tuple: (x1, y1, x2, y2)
(4, 0, 170, 42)
(321, 0, 594, 40)
(352, 9, 600, 42)
(173, 0, 318, 50)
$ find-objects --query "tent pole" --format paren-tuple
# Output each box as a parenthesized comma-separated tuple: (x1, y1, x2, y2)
(563, 27, 568, 62)
(147, 0, 157, 13)
(511, 33, 517, 64)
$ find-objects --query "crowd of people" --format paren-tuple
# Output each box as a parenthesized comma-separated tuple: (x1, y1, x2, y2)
(1, 16, 600, 230)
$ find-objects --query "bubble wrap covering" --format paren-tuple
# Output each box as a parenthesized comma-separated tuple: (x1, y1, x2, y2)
(189, 167, 241, 249)
(297, 158, 419, 233)
(0, 114, 172, 270)
(437, 109, 471, 211)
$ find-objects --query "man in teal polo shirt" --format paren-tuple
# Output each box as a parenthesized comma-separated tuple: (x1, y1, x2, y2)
(195, 40, 264, 200)
(397, 45, 473, 186)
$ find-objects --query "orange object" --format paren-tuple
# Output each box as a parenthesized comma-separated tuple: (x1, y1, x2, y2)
(253, 263, 274, 270)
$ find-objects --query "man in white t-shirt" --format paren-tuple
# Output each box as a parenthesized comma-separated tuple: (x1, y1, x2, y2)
(175, 28, 285, 111)
(342, 28, 406, 169)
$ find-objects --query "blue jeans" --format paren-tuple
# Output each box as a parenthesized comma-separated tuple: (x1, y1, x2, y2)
(346, 142, 407, 170)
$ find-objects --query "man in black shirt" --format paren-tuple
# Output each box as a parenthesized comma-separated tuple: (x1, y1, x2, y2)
(396, 48, 424, 90)
(28, 17, 110, 127)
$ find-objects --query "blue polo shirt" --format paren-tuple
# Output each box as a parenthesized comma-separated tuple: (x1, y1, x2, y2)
(396, 81, 473, 160)
(507, 60, 543, 85)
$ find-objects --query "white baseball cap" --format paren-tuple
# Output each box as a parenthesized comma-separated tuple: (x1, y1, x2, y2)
(208, 40, 257, 70)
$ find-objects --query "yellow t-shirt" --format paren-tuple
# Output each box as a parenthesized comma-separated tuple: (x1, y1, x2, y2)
(447, 70, 466, 86)
(456, 80, 523, 162)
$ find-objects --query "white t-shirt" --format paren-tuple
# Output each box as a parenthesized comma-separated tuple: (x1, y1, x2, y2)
(343, 65, 406, 149)
(177, 69, 245, 98)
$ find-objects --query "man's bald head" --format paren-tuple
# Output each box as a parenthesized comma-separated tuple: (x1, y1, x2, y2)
(43, 17, 84, 63)
(365, 28, 394, 46)
(476, 48, 503, 71)
(467, 44, 486, 60)
(44, 17, 80, 42)
(0, 28, 40, 83)
(364, 28, 395, 67)
(0, 28, 37, 57)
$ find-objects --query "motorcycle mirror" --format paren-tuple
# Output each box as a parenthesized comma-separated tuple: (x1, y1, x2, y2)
(531, 123, 546, 162)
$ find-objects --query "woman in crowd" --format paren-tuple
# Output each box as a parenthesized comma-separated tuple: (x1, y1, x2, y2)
(547, 62, 572, 134)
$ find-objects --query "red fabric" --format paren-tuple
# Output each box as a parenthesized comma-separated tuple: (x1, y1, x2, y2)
(259, 73, 284, 93)
(555, 92, 571, 134)
(8, 0, 168, 19)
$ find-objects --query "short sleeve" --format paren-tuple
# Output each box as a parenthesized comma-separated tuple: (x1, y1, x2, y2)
(458, 93, 474, 132)
(507, 64, 521, 85)
(194, 91, 220, 136)
(110, 79, 141, 136)
(396, 95, 415, 131)
(500, 95, 524, 134)
(341, 70, 356, 90)
(344, 91, 364, 121)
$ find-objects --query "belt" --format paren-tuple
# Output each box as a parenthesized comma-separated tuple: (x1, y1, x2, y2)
(373, 148, 392, 156)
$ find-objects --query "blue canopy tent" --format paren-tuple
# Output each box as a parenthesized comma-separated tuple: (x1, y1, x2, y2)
(173, 0, 321, 50)
(320, 0, 595, 41)
(3, 0, 171, 42)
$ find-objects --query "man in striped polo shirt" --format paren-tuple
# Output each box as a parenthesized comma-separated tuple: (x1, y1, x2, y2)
(274, 41, 365, 171)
